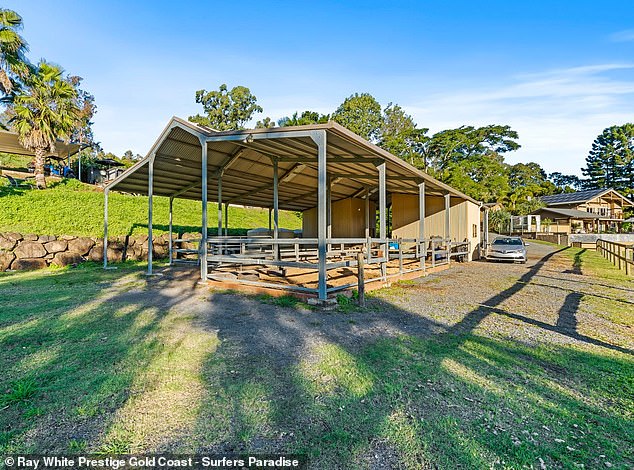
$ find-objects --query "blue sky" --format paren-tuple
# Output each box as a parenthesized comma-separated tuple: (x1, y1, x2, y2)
(6, 0, 634, 175)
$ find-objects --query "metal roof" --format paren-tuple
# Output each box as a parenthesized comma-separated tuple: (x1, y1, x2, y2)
(531, 207, 603, 219)
(0, 130, 81, 158)
(107, 117, 480, 212)
(540, 188, 633, 206)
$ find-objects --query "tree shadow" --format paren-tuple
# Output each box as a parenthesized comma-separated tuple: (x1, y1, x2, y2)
(2, 244, 633, 468)
(171, 243, 632, 467)
(563, 249, 586, 275)
(0, 264, 205, 453)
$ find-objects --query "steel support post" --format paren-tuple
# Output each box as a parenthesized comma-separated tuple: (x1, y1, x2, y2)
(103, 189, 109, 269)
(377, 163, 387, 280)
(224, 203, 229, 236)
(364, 190, 370, 239)
(313, 130, 328, 302)
(272, 158, 279, 261)
(201, 140, 208, 281)
(147, 155, 155, 275)
(217, 171, 223, 236)
(444, 192, 450, 265)
(168, 196, 173, 265)
(327, 176, 332, 239)
(484, 208, 489, 248)
(419, 182, 425, 270)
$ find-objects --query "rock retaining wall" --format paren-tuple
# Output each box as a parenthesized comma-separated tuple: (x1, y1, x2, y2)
(0, 232, 195, 272)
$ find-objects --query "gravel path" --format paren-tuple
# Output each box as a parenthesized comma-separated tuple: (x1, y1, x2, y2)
(142, 241, 633, 367)
(378, 242, 634, 353)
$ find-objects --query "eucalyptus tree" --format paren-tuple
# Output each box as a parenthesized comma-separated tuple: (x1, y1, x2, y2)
(189, 84, 262, 130)
(11, 61, 79, 188)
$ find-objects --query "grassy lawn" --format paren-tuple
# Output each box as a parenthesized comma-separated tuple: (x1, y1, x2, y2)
(1, 251, 632, 467)
(0, 179, 301, 237)
(531, 239, 631, 283)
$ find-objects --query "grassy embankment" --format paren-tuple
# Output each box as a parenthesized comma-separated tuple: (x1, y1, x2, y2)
(0, 178, 301, 237)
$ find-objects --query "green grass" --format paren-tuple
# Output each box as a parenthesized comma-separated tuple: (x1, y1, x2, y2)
(534, 239, 632, 283)
(0, 178, 301, 237)
(1, 260, 632, 467)
(0, 152, 31, 172)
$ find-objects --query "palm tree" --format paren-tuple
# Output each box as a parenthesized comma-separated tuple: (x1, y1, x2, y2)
(11, 61, 78, 188)
(0, 8, 30, 95)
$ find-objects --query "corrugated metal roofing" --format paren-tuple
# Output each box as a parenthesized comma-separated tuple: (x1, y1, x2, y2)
(107, 117, 480, 211)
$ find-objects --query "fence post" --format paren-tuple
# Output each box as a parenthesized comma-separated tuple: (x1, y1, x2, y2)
(357, 251, 365, 307)
(398, 238, 403, 274)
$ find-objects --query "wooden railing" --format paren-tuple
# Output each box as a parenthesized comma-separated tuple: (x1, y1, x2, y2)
(596, 239, 634, 275)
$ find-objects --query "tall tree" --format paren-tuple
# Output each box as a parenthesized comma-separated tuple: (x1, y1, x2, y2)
(549, 172, 581, 192)
(378, 103, 428, 166)
(11, 61, 79, 188)
(582, 124, 634, 193)
(68, 75, 98, 150)
(188, 84, 262, 131)
(332, 92, 383, 142)
(278, 110, 329, 127)
(443, 152, 510, 202)
(425, 125, 520, 173)
(0, 8, 30, 96)
(508, 162, 547, 189)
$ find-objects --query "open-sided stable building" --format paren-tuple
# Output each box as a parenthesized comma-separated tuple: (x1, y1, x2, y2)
(104, 117, 482, 302)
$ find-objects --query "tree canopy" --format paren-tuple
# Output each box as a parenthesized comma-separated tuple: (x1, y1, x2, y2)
(332, 93, 383, 142)
(0, 8, 30, 97)
(188, 84, 263, 131)
(378, 103, 428, 166)
(582, 124, 634, 196)
(278, 110, 329, 127)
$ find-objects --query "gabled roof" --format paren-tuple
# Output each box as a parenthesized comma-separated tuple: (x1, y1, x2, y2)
(540, 188, 633, 206)
(531, 207, 602, 219)
(106, 117, 480, 211)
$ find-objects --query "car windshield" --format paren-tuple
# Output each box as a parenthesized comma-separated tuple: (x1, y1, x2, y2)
(492, 238, 523, 246)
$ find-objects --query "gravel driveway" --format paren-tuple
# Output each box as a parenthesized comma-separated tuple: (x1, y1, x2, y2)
(149, 240, 633, 368)
(374, 241, 633, 352)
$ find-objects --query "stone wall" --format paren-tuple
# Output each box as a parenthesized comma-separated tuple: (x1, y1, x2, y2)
(0, 232, 191, 272)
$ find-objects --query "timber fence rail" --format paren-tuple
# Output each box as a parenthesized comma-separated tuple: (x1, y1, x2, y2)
(597, 239, 634, 275)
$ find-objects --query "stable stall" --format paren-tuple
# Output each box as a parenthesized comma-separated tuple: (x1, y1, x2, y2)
(104, 117, 482, 302)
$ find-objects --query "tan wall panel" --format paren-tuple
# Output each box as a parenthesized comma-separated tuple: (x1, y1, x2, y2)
(392, 193, 481, 260)
(302, 198, 376, 238)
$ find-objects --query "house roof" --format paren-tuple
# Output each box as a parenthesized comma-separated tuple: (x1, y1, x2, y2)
(106, 117, 480, 212)
(0, 130, 80, 158)
(531, 207, 603, 219)
(540, 188, 633, 206)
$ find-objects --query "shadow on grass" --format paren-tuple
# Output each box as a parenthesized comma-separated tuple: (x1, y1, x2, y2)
(0, 263, 202, 453)
(0, 246, 632, 467)
(176, 244, 632, 467)
(563, 248, 586, 275)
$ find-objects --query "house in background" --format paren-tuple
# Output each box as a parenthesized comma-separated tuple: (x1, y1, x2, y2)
(531, 188, 633, 233)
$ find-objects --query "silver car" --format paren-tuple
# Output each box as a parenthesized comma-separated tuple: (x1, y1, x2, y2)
(486, 237, 528, 263)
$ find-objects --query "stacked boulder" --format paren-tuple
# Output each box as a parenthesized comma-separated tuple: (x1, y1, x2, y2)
(0, 232, 175, 272)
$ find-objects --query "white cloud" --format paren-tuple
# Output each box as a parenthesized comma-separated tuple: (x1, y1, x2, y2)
(407, 64, 634, 176)
(610, 29, 634, 42)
